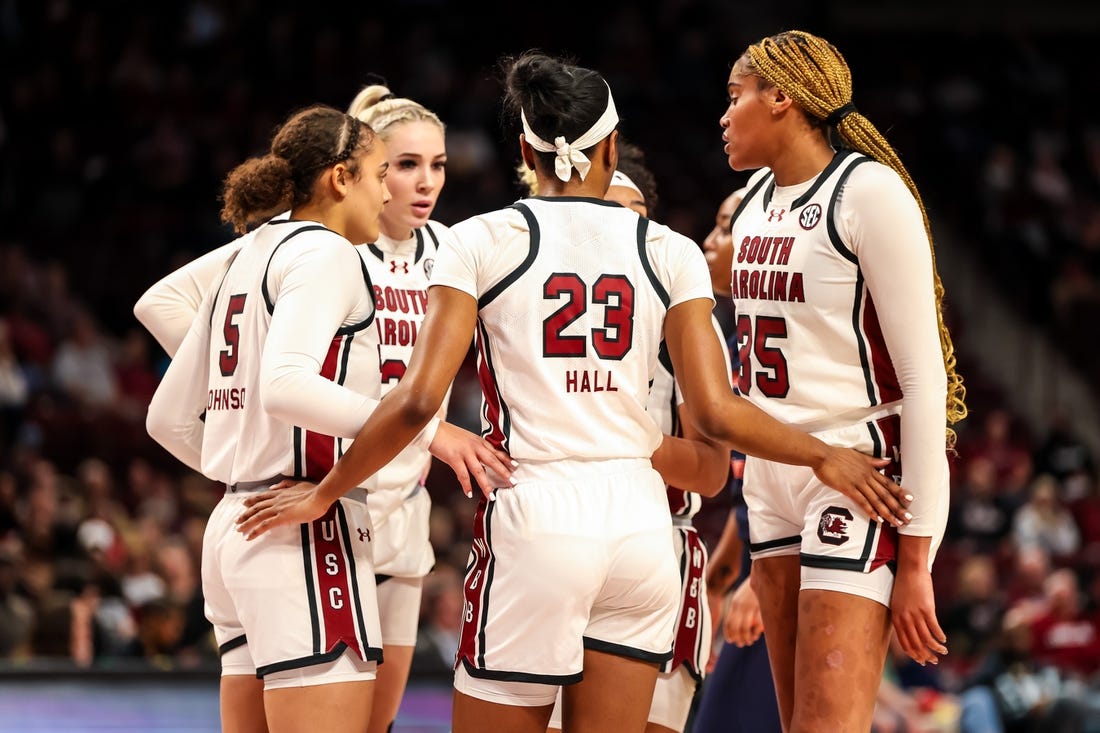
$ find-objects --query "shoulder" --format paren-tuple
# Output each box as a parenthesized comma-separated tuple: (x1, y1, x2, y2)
(645, 219, 701, 258)
(449, 207, 528, 244)
(841, 159, 910, 199)
(268, 224, 358, 269)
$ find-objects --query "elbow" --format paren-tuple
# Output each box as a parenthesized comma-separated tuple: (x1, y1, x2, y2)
(693, 401, 730, 444)
(698, 446, 731, 497)
(133, 293, 153, 329)
(401, 387, 442, 428)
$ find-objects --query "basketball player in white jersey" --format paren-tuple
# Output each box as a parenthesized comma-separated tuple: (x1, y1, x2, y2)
(137, 87, 462, 733)
(345, 83, 456, 733)
(544, 154, 730, 733)
(718, 30, 967, 733)
(144, 105, 510, 733)
(235, 54, 911, 733)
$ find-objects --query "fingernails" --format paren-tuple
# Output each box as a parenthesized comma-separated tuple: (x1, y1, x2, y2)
(489, 491, 496, 502)
(904, 512, 913, 521)
(904, 494, 914, 502)
(509, 476, 517, 485)
(876, 516, 884, 524)
(510, 460, 519, 467)
(465, 490, 473, 499)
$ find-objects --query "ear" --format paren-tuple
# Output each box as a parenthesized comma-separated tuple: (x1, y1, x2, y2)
(329, 163, 351, 198)
(604, 130, 619, 172)
(519, 134, 537, 170)
(770, 88, 794, 115)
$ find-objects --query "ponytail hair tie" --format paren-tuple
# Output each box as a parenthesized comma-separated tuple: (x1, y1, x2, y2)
(825, 102, 857, 126)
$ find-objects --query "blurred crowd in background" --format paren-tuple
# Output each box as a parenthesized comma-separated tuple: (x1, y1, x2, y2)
(2, 1, 1099, 730)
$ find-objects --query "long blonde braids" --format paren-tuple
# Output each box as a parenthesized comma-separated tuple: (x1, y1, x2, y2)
(743, 30, 967, 448)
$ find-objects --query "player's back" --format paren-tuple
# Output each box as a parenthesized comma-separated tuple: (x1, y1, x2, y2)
(435, 196, 712, 469)
(202, 219, 375, 484)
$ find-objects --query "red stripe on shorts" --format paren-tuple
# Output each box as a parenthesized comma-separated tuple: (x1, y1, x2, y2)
(311, 504, 364, 657)
(870, 414, 901, 571)
(475, 326, 506, 450)
(457, 499, 492, 669)
(667, 529, 708, 676)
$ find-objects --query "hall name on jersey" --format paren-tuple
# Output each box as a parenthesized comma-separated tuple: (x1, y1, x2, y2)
(374, 285, 427, 346)
(208, 387, 246, 411)
(732, 235, 806, 302)
(565, 369, 618, 393)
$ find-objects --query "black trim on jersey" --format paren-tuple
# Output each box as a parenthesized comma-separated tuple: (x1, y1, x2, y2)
(477, 320, 512, 452)
(791, 149, 858, 209)
(749, 535, 801, 553)
(421, 222, 441, 259)
(476, 498, 498, 670)
(851, 269, 877, 406)
(413, 227, 425, 263)
(366, 244, 385, 262)
(656, 341, 681, 438)
(254, 640, 384, 678)
(375, 573, 393, 585)
(530, 195, 624, 208)
(636, 217, 670, 308)
(800, 519, 880, 573)
(293, 427, 303, 479)
(583, 636, 675, 665)
(826, 155, 872, 264)
(262, 225, 330, 314)
(459, 658, 583, 686)
(335, 256, 376, 335)
(336, 332, 354, 385)
(337, 501, 373, 655)
(218, 635, 247, 656)
(301, 523, 321, 654)
(730, 173, 774, 230)
(479, 203, 540, 309)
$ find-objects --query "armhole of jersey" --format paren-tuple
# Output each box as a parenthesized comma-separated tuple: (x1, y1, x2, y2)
(826, 156, 872, 265)
(335, 254, 375, 335)
(635, 217, 670, 308)
(730, 173, 774, 230)
(262, 224, 330, 314)
(422, 221, 441, 257)
(365, 244, 385, 262)
(206, 248, 243, 328)
(478, 203, 540, 309)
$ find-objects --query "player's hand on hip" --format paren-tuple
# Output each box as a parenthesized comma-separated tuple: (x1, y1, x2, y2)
(236, 480, 329, 540)
(724, 580, 765, 647)
(429, 421, 516, 501)
(813, 447, 911, 527)
(891, 565, 948, 666)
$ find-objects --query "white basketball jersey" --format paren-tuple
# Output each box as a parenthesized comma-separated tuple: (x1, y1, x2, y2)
(356, 221, 450, 508)
(433, 197, 713, 465)
(201, 220, 376, 484)
(730, 151, 902, 431)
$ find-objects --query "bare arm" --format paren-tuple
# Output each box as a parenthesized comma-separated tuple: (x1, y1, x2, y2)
(651, 401, 730, 497)
(664, 297, 911, 526)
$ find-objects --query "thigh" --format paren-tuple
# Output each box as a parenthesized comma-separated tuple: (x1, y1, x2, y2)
(220, 674, 268, 733)
(563, 648, 660, 733)
(264, 678, 373, 733)
(791, 589, 891, 733)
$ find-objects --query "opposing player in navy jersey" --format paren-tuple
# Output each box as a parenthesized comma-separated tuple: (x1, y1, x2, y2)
(719, 30, 967, 733)
(144, 105, 510, 733)
(236, 54, 910, 733)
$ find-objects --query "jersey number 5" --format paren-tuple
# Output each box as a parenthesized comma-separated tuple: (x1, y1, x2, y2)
(735, 314, 789, 397)
(219, 294, 247, 377)
(542, 273, 634, 360)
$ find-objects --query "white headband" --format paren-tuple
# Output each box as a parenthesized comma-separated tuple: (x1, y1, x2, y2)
(609, 170, 643, 197)
(521, 82, 619, 183)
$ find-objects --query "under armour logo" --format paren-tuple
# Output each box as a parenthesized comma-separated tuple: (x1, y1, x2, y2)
(767, 208, 786, 222)
(357, 528, 371, 542)
(390, 261, 409, 274)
